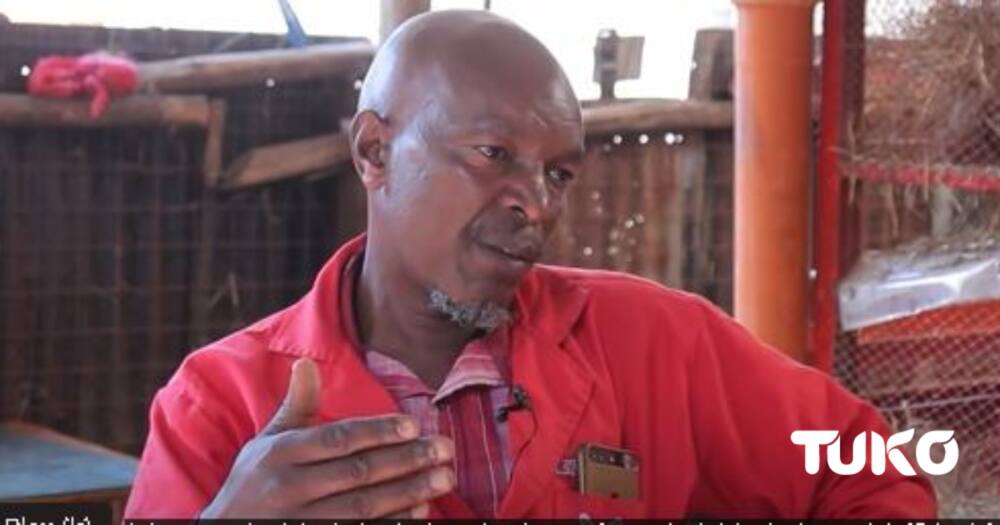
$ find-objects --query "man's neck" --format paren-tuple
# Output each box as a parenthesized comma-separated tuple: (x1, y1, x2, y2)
(353, 244, 477, 389)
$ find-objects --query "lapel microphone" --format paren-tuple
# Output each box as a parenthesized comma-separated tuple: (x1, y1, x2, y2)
(496, 385, 531, 422)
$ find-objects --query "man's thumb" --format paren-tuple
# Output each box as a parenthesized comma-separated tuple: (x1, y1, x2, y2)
(264, 357, 320, 434)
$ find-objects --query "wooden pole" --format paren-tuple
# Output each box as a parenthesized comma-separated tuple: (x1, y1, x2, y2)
(220, 133, 352, 190)
(583, 99, 732, 136)
(137, 41, 374, 93)
(0, 94, 210, 127)
(732, 0, 816, 361)
(202, 100, 227, 187)
(380, 0, 430, 43)
(679, 29, 733, 306)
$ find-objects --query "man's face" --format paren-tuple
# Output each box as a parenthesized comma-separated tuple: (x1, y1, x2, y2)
(375, 73, 584, 310)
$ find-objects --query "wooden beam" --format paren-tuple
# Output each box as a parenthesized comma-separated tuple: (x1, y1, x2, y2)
(681, 29, 734, 310)
(201, 99, 227, 187)
(583, 99, 732, 135)
(688, 30, 734, 101)
(137, 41, 374, 93)
(380, 0, 430, 43)
(0, 93, 210, 127)
(221, 132, 352, 190)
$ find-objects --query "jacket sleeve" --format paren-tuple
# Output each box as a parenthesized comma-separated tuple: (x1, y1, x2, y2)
(685, 299, 938, 518)
(806, 395, 938, 517)
(123, 380, 243, 519)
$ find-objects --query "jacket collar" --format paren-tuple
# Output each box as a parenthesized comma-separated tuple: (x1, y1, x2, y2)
(264, 234, 596, 518)
(264, 233, 591, 364)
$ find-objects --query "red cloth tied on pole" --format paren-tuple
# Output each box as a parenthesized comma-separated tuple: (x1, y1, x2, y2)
(27, 52, 138, 118)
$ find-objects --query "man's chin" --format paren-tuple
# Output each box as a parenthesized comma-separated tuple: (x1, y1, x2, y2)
(443, 275, 522, 310)
(427, 288, 514, 331)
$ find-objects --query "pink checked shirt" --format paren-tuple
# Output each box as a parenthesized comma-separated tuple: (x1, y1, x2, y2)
(339, 254, 513, 517)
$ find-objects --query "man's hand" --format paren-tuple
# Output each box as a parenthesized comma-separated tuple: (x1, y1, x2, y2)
(199, 358, 455, 519)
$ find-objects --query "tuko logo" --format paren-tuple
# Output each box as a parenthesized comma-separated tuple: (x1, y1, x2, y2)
(791, 429, 958, 476)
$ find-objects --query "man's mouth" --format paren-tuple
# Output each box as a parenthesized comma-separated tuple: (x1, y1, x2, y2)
(476, 240, 542, 267)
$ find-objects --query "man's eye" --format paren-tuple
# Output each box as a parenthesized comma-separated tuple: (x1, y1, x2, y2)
(546, 167, 576, 186)
(474, 145, 508, 160)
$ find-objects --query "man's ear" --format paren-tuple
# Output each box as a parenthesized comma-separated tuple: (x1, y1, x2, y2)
(349, 110, 389, 190)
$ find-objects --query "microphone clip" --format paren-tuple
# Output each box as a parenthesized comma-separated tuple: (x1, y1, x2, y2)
(496, 385, 531, 422)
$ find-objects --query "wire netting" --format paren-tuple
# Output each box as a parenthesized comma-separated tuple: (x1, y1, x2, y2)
(833, 0, 1000, 515)
(0, 24, 364, 454)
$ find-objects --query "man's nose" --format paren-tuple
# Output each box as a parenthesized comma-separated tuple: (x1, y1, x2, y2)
(501, 164, 554, 224)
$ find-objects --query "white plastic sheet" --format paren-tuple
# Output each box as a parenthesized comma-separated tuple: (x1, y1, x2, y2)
(838, 235, 1000, 331)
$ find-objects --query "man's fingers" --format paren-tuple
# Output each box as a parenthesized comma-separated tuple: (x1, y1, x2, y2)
(294, 436, 454, 501)
(299, 466, 455, 519)
(264, 358, 320, 435)
(272, 414, 420, 463)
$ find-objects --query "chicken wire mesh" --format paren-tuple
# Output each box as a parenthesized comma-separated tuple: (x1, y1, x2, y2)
(832, 0, 1000, 515)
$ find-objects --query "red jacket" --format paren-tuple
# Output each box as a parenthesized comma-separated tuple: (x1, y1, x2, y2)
(124, 235, 937, 519)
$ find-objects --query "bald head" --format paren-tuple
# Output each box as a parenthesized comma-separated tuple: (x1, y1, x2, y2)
(350, 10, 585, 325)
(358, 10, 579, 128)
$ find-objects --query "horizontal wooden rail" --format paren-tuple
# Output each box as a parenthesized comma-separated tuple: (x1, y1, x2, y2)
(0, 93, 211, 128)
(220, 132, 352, 190)
(583, 98, 733, 135)
(137, 41, 374, 92)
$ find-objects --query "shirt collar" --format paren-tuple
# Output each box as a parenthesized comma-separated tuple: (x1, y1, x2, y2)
(338, 246, 511, 395)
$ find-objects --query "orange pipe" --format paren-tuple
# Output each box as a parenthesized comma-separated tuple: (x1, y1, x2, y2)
(732, 0, 816, 361)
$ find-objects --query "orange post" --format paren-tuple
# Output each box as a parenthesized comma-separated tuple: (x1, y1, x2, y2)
(732, 0, 816, 360)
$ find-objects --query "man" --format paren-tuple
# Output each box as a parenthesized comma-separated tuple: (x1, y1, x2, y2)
(125, 10, 936, 519)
